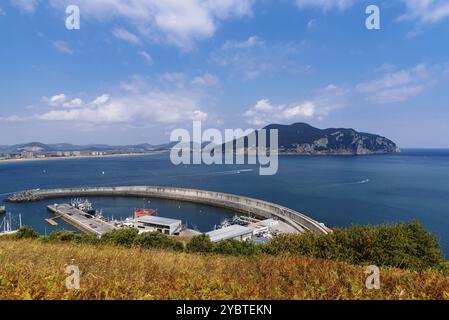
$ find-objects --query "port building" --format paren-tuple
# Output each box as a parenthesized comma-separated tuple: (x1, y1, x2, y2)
(206, 225, 254, 242)
(135, 215, 182, 235)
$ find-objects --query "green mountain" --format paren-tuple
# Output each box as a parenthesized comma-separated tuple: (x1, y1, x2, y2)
(225, 123, 400, 155)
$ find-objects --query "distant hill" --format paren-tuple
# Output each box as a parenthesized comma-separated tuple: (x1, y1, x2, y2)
(0, 142, 173, 155)
(0, 123, 400, 156)
(224, 123, 400, 155)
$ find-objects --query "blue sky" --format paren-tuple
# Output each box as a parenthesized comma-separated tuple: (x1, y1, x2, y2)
(0, 0, 448, 147)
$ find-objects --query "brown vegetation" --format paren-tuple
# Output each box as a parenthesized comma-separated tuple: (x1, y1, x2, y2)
(1, 239, 448, 300)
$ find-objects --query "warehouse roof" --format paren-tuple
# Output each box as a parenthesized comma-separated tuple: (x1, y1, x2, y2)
(137, 215, 182, 226)
(206, 225, 253, 242)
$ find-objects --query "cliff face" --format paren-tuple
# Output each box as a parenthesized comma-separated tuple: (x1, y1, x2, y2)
(229, 123, 400, 155)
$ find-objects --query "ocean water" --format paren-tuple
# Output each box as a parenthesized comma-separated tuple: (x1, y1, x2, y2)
(0, 149, 448, 256)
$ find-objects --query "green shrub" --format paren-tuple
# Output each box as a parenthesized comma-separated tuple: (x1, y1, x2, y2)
(101, 228, 139, 247)
(213, 239, 260, 256)
(263, 222, 445, 270)
(78, 234, 101, 245)
(186, 234, 214, 253)
(14, 226, 39, 239)
(48, 230, 82, 242)
(134, 232, 184, 251)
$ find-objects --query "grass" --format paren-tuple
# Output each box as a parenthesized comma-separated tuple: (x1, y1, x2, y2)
(1, 238, 448, 300)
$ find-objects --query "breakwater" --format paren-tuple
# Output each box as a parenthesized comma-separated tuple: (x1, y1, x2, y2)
(5, 186, 331, 234)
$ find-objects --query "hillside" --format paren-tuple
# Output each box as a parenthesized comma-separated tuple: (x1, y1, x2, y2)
(0, 239, 448, 300)
(0, 142, 174, 155)
(225, 123, 400, 155)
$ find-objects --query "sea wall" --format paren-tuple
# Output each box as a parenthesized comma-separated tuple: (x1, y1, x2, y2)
(7, 186, 331, 234)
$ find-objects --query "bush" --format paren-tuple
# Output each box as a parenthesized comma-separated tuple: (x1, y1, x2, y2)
(101, 228, 139, 247)
(48, 230, 82, 242)
(78, 234, 101, 245)
(213, 239, 260, 256)
(134, 232, 184, 252)
(263, 222, 445, 270)
(186, 234, 214, 253)
(14, 226, 39, 239)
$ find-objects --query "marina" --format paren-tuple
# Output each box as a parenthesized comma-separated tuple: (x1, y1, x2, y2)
(44, 198, 289, 242)
(0, 212, 22, 236)
(5, 186, 330, 234)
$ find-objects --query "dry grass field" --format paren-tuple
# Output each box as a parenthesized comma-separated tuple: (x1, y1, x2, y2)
(1, 239, 448, 300)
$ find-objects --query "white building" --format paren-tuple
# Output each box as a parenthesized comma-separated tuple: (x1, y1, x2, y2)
(206, 225, 254, 243)
(135, 215, 182, 235)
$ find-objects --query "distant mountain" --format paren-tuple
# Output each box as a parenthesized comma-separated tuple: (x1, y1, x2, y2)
(224, 123, 400, 155)
(0, 123, 400, 156)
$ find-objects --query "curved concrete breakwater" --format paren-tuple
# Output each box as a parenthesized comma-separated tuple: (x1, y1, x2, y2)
(6, 186, 331, 235)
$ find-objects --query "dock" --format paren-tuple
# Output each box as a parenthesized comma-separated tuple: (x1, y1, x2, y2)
(47, 204, 116, 236)
(45, 218, 59, 226)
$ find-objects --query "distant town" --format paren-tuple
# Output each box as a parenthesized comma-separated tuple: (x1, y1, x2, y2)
(1, 149, 113, 161)
(0, 142, 172, 162)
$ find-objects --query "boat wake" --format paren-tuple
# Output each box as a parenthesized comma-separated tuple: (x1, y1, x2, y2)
(348, 179, 370, 185)
(213, 169, 254, 175)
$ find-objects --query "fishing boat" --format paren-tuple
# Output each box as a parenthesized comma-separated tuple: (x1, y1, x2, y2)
(0, 206, 6, 215)
(70, 198, 96, 215)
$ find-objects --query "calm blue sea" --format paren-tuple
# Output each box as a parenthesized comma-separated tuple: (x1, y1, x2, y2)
(1, 149, 448, 257)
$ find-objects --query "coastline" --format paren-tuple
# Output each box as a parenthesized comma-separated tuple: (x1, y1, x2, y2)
(0, 151, 168, 165)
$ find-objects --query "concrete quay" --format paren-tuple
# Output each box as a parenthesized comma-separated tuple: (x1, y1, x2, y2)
(7, 186, 331, 235)
(47, 204, 116, 236)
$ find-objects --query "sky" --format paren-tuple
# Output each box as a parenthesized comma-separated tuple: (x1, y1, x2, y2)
(0, 0, 448, 147)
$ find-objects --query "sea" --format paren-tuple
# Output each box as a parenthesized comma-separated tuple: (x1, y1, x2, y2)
(0, 149, 448, 257)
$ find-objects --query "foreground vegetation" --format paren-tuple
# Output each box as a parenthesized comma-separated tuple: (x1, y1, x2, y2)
(0, 238, 448, 300)
(12, 221, 448, 271)
(0, 222, 448, 300)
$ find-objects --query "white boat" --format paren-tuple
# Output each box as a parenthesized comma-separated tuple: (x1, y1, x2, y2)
(0, 213, 22, 236)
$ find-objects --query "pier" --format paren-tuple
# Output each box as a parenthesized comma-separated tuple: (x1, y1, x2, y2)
(47, 204, 116, 236)
(6, 186, 331, 235)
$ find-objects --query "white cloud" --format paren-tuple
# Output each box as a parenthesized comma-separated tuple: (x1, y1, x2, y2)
(138, 50, 154, 65)
(222, 35, 262, 50)
(191, 73, 219, 87)
(92, 94, 110, 105)
(398, 0, 449, 23)
(112, 28, 141, 45)
(0, 115, 31, 122)
(295, 0, 355, 11)
(10, 75, 210, 125)
(53, 41, 73, 54)
(245, 100, 316, 127)
(11, 0, 39, 13)
(46, 94, 67, 107)
(191, 110, 208, 121)
(307, 19, 317, 29)
(63, 98, 84, 109)
(49, 0, 254, 49)
(244, 84, 348, 126)
(356, 64, 434, 103)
